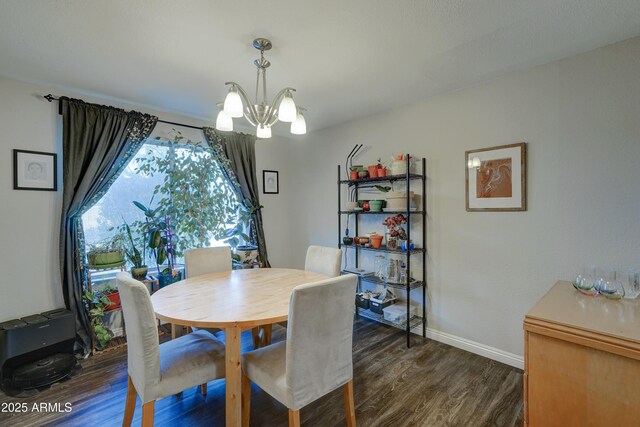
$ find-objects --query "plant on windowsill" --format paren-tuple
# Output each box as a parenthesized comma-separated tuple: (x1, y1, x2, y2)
(124, 220, 147, 280)
(86, 234, 125, 268)
(223, 201, 261, 268)
(132, 199, 182, 287)
(83, 288, 116, 350)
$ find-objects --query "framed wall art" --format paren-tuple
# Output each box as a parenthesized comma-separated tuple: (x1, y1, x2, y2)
(263, 170, 279, 194)
(465, 142, 526, 211)
(13, 149, 58, 191)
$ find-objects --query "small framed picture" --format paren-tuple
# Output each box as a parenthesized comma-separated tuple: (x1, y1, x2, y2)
(465, 142, 526, 211)
(263, 170, 279, 194)
(13, 149, 58, 191)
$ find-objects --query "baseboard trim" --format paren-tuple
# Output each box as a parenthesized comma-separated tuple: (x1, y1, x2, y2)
(411, 325, 524, 370)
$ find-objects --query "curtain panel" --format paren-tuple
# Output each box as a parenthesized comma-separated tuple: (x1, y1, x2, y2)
(59, 97, 157, 352)
(202, 128, 271, 267)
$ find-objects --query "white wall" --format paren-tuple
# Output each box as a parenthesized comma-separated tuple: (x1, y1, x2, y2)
(0, 76, 296, 321)
(291, 37, 640, 362)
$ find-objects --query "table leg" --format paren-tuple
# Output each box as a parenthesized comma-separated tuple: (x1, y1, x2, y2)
(225, 324, 242, 427)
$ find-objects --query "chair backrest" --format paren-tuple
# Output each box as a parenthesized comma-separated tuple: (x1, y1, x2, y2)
(116, 272, 161, 400)
(304, 245, 342, 277)
(285, 274, 357, 409)
(185, 246, 232, 278)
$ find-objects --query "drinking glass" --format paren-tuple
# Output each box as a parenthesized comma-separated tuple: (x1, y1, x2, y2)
(599, 270, 625, 300)
(573, 266, 598, 296)
(626, 269, 640, 299)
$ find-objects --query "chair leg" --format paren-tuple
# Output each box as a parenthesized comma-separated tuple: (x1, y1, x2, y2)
(262, 324, 273, 346)
(171, 324, 179, 339)
(141, 401, 155, 427)
(252, 327, 261, 349)
(200, 383, 207, 397)
(241, 371, 251, 427)
(122, 375, 137, 427)
(251, 325, 274, 349)
(344, 380, 356, 427)
(288, 409, 301, 427)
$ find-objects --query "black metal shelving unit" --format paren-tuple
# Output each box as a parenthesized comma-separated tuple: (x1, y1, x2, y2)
(338, 156, 427, 348)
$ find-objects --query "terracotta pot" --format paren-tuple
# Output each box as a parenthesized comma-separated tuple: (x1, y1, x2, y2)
(377, 168, 387, 177)
(370, 235, 383, 249)
(367, 165, 378, 178)
(350, 170, 359, 180)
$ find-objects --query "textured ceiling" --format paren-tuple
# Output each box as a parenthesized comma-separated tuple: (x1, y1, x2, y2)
(1, 0, 639, 133)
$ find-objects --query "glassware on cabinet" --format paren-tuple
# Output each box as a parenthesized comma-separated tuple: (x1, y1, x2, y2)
(599, 271, 625, 300)
(573, 266, 598, 296)
(625, 269, 640, 299)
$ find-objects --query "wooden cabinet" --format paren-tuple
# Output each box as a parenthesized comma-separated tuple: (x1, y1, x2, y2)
(524, 281, 640, 426)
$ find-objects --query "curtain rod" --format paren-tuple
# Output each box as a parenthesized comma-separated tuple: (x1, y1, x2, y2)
(43, 94, 206, 131)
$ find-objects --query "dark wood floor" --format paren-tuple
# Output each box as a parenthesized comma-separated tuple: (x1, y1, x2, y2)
(0, 318, 523, 426)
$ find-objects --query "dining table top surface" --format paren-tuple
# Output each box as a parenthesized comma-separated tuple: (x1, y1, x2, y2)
(150, 267, 328, 329)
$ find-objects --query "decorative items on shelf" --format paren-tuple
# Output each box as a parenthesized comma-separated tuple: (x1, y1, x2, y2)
(390, 153, 414, 176)
(337, 154, 427, 347)
(383, 214, 407, 250)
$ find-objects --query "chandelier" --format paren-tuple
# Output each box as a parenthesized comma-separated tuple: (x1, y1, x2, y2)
(215, 38, 306, 138)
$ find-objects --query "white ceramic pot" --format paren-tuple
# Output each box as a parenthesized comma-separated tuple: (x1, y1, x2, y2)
(235, 245, 259, 263)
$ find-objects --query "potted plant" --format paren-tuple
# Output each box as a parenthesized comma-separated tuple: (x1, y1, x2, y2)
(124, 221, 148, 280)
(223, 202, 261, 268)
(382, 214, 407, 250)
(86, 236, 125, 267)
(133, 200, 182, 287)
(83, 289, 115, 350)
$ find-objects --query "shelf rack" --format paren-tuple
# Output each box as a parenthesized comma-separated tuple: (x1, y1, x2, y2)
(338, 156, 427, 348)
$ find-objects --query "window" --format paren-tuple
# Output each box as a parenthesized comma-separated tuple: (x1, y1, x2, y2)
(82, 137, 243, 271)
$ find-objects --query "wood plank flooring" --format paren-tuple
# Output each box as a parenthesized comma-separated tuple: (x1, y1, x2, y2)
(0, 318, 523, 426)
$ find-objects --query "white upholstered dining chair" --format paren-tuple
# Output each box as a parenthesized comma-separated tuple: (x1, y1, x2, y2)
(269, 245, 344, 338)
(184, 246, 232, 278)
(241, 274, 358, 427)
(117, 272, 226, 427)
(304, 245, 342, 277)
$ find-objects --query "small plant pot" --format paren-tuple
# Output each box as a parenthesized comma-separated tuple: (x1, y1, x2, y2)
(235, 245, 259, 263)
(369, 200, 383, 212)
(158, 270, 183, 288)
(377, 168, 387, 177)
(350, 170, 359, 180)
(87, 250, 124, 267)
(103, 290, 121, 311)
(131, 266, 148, 281)
(370, 235, 383, 249)
(343, 236, 354, 246)
(367, 165, 378, 178)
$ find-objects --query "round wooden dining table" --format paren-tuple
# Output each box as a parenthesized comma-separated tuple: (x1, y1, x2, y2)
(150, 267, 328, 427)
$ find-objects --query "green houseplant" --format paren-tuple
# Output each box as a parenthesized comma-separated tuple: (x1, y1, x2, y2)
(132, 199, 181, 287)
(133, 130, 241, 256)
(83, 288, 116, 350)
(223, 201, 261, 268)
(86, 235, 125, 268)
(124, 221, 147, 280)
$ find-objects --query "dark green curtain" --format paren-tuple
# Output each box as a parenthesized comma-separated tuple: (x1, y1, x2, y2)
(59, 97, 157, 352)
(202, 128, 271, 267)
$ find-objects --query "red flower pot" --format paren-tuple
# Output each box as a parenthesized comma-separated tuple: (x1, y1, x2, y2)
(104, 290, 121, 311)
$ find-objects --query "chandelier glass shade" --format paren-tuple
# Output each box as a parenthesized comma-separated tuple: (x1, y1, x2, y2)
(216, 38, 306, 138)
